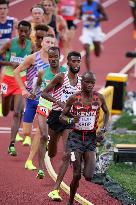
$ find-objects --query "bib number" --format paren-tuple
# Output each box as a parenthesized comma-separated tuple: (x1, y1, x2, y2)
(1, 83, 8, 94)
(75, 116, 95, 130)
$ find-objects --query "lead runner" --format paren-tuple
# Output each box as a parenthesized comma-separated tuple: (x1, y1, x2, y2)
(60, 71, 109, 205)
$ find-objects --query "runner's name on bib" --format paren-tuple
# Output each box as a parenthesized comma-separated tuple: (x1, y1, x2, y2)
(10, 55, 24, 64)
(75, 116, 95, 130)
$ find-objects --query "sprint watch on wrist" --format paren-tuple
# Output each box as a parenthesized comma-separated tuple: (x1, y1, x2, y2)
(100, 127, 107, 133)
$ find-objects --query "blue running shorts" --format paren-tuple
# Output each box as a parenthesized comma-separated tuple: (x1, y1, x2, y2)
(23, 98, 39, 123)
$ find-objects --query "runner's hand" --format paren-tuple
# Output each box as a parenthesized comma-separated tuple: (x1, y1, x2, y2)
(22, 89, 30, 98)
(96, 131, 104, 143)
(11, 62, 19, 69)
(73, 115, 80, 123)
(56, 100, 65, 108)
(29, 93, 36, 100)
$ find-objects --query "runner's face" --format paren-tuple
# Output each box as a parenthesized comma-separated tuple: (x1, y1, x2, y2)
(42, 0, 54, 14)
(42, 36, 56, 51)
(0, 4, 8, 19)
(81, 74, 96, 92)
(48, 49, 60, 68)
(32, 11, 44, 23)
(18, 25, 31, 41)
(35, 30, 46, 48)
(68, 56, 81, 74)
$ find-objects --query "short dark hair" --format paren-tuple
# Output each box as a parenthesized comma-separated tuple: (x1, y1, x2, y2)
(48, 46, 60, 56)
(35, 24, 49, 32)
(18, 20, 31, 30)
(67, 51, 81, 61)
(0, 0, 9, 5)
(82, 71, 96, 81)
(41, 0, 56, 7)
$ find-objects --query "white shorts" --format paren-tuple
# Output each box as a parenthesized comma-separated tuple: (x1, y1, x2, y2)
(79, 26, 105, 45)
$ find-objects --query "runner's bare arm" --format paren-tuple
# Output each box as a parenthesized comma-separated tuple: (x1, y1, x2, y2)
(59, 94, 79, 124)
(97, 3, 108, 21)
(0, 40, 16, 67)
(14, 54, 35, 92)
(13, 18, 18, 36)
(0, 40, 11, 56)
(99, 93, 109, 129)
(56, 15, 68, 40)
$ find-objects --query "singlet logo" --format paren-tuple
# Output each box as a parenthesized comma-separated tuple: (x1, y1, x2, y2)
(0, 28, 12, 35)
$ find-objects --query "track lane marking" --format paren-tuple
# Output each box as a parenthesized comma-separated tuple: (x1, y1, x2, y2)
(9, 0, 24, 7)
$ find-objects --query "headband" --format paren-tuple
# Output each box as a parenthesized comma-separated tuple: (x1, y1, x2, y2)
(32, 7, 44, 14)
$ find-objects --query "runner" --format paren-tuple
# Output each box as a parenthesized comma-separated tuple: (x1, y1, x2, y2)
(0, 0, 18, 116)
(14, 34, 56, 168)
(41, 0, 68, 61)
(30, 4, 54, 44)
(0, 20, 32, 156)
(0, 0, 18, 49)
(33, 46, 66, 178)
(60, 71, 109, 205)
(33, 24, 53, 52)
(57, 0, 78, 53)
(41, 51, 81, 200)
(79, 0, 108, 71)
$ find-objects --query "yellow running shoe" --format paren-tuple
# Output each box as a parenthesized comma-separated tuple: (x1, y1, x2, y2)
(25, 160, 36, 170)
(48, 190, 62, 201)
(0, 102, 3, 117)
(23, 136, 31, 146)
(16, 133, 23, 142)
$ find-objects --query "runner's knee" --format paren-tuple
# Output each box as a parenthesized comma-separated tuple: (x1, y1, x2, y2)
(40, 134, 48, 143)
(13, 111, 22, 118)
(83, 172, 94, 182)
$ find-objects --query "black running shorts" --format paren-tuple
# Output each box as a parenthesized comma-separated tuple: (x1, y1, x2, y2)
(66, 130, 97, 153)
(47, 109, 72, 133)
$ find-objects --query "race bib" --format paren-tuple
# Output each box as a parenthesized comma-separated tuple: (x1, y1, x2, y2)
(61, 6, 75, 16)
(39, 106, 49, 115)
(10, 55, 24, 64)
(39, 97, 53, 109)
(75, 110, 96, 130)
(1, 83, 8, 94)
(83, 14, 96, 28)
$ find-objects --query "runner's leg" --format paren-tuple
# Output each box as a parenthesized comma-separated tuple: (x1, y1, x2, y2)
(68, 151, 82, 205)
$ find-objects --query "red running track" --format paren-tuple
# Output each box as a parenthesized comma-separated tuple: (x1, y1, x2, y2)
(0, 0, 135, 204)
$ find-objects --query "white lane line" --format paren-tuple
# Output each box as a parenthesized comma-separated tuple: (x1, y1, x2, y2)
(62, 17, 133, 67)
(9, 0, 24, 7)
(119, 58, 136, 74)
(0, 127, 36, 132)
(104, 17, 133, 41)
(103, 0, 118, 8)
